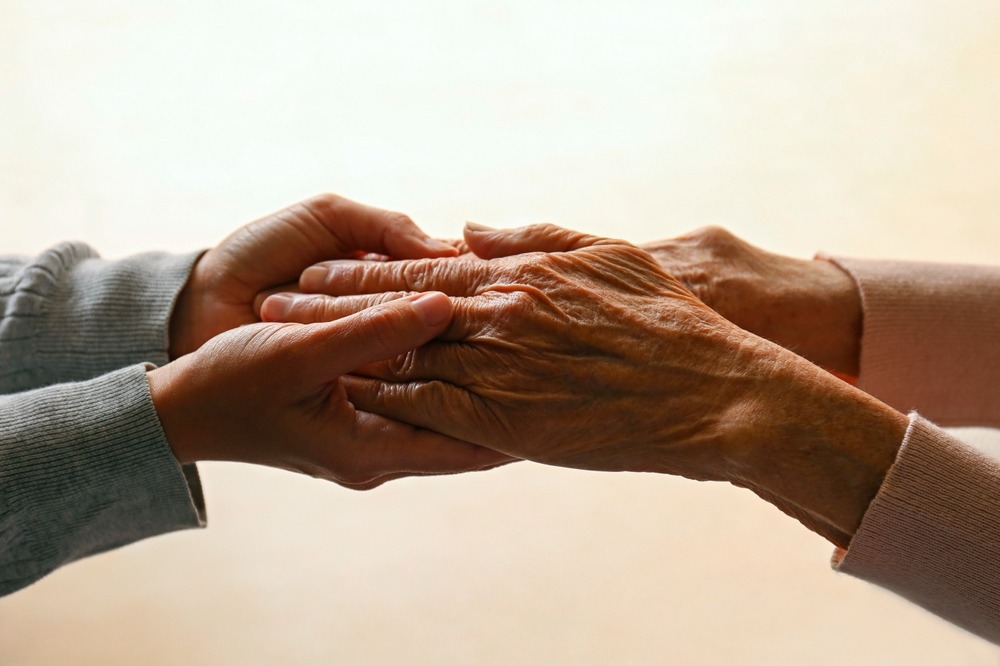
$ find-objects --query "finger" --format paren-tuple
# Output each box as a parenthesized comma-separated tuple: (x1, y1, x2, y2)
(218, 196, 458, 294)
(353, 341, 472, 385)
(343, 376, 505, 450)
(253, 282, 299, 318)
(300, 256, 489, 297)
(262, 292, 490, 343)
(340, 460, 519, 491)
(441, 237, 470, 255)
(296, 291, 452, 383)
(297, 193, 458, 259)
(343, 410, 516, 485)
(463, 221, 606, 259)
(261, 291, 412, 323)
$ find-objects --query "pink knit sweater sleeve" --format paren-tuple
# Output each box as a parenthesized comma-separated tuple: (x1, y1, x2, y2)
(829, 257, 1000, 426)
(823, 257, 1000, 643)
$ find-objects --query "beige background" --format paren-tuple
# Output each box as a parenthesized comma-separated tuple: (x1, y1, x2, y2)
(2, 1, 1000, 664)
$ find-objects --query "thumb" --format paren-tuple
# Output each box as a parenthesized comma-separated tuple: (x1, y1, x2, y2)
(463, 221, 604, 259)
(299, 292, 452, 383)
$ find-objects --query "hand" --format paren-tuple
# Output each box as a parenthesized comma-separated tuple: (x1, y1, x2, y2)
(168, 193, 457, 359)
(261, 223, 906, 546)
(641, 227, 862, 378)
(148, 292, 513, 489)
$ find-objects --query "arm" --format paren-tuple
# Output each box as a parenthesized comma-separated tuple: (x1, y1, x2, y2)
(0, 193, 457, 394)
(264, 223, 1000, 643)
(640, 226, 1000, 426)
(0, 365, 204, 596)
(643, 230, 1000, 637)
(834, 415, 1000, 642)
(0, 244, 197, 394)
(0, 242, 208, 597)
(0, 195, 501, 595)
(1, 291, 510, 596)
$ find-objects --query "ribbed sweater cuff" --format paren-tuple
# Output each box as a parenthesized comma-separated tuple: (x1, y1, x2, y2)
(834, 414, 1000, 643)
(36, 245, 201, 379)
(824, 256, 1000, 427)
(0, 365, 205, 596)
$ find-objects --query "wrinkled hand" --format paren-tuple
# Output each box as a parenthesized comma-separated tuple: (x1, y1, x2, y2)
(148, 292, 512, 489)
(640, 227, 862, 377)
(263, 224, 763, 480)
(168, 193, 456, 359)
(261, 223, 906, 546)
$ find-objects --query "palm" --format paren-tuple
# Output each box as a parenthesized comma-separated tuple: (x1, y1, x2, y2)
(169, 194, 455, 358)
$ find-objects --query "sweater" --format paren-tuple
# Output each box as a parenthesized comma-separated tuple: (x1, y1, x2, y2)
(0, 243, 205, 595)
(830, 256, 1000, 643)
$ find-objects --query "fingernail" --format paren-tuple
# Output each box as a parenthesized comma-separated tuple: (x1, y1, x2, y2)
(261, 293, 295, 321)
(465, 221, 497, 233)
(300, 266, 328, 291)
(408, 292, 451, 327)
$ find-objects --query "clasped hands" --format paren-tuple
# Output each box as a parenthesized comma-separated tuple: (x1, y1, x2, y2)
(149, 194, 908, 548)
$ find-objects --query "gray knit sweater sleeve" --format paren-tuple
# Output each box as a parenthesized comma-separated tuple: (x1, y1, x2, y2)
(0, 243, 206, 595)
(0, 242, 200, 392)
(0, 365, 206, 595)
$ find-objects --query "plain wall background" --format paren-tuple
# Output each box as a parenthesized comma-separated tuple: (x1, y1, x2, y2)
(2, 1, 1000, 663)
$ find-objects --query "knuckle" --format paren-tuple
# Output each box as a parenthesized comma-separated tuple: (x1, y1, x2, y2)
(359, 306, 406, 354)
(533, 222, 561, 235)
(307, 192, 344, 213)
(343, 481, 380, 492)
(299, 193, 352, 226)
(617, 244, 659, 267)
(351, 263, 387, 293)
(495, 289, 535, 318)
(511, 253, 549, 276)
(691, 225, 736, 247)
(307, 295, 338, 322)
(400, 260, 432, 290)
(413, 380, 448, 417)
(373, 379, 398, 404)
(386, 349, 416, 376)
(337, 460, 374, 487)
(530, 222, 565, 243)
(384, 210, 416, 229)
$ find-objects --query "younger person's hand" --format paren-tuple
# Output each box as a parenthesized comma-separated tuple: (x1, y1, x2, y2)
(168, 193, 457, 359)
(149, 292, 512, 489)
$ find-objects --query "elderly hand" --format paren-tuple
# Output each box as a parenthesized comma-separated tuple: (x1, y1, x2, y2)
(261, 223, 907, 546)
(148, 292, 512, 489)
(168, 193, 457, 359)
(641, 227, 862, 378)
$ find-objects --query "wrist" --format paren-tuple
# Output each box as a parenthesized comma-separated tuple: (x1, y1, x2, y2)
(168, 253, 210, 360)
(803, 257, 862, 377)
(720, 343, 906, 547)
(147, 363, 201, 465)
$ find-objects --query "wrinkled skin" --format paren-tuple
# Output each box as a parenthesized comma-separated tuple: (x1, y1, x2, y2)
(169, 193, 456, 359)
(640, 227, 862, 378)
(261, 223, 907, 547)
(262, 225, 808, 481)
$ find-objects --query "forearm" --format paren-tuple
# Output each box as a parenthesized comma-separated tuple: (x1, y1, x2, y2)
(732, 361, 1000, 643)
(0, 365, 205, 596)
(0, 243, 199, 394)
(721, 344, 907, 549)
